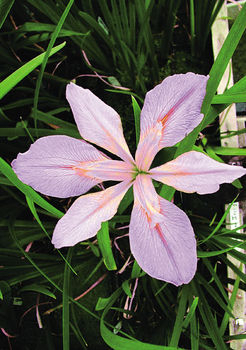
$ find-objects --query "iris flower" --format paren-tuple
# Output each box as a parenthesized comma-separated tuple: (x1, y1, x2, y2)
(12, 73, 246, 286)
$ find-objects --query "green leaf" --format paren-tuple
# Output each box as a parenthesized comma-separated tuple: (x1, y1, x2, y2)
(200, 196, 239, 244)
(100, 289, 183, 350)
(32, 0, 74, 131)
(196, 274, 234, 318)
(19, 284, 56, 299)
(31, 109, 77, 131)
(220, 271, 241, 335)
(95, 296, 112, 311)
(25, 196, 50, 239)
(174, 3, 246, 160)
(131, 260, 143, 279)
(0, 157, 63, 218)
(182, 297, 198, 330)
(79, 11, 112, 48)
(0, 0, 15, 29)
(25, 196, 77, 275)
(191, 281, 228, 349)
(0, 281, 10, 300)
(101, 321, 182, 349)
(20, 22, 86, 37)
(0, 42, 66, 99)
(131, 95, 141, 145)
(212, 93, 246, 104)
(197, 241, 244, 257)
(169, 285, 189, 347)
(222, 256, 246, 283)
(63, 248, 73, 350)
(190, 303, 199, 350)
(118, 187, 133, 215)
(202, 3, 246, 120)
(97, 222, 117, 271)
(8, 222, 62, 292)
(203, 258, 229, 302)
(212, 146, 246, 156)
(122, 280, 132, 297)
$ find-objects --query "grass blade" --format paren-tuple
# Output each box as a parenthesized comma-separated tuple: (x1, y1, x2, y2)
(97, 222, 117, 271)
(190, 0, 195, 56)
(202, 3, 246, 119)
(0, 157, 63, 218)
(0, 0, 15, 29)
(191, 281, 227, 349)
(169, 285, 189, 347)
(220, 272, 241, 336)
(131, 95, 141, 145)
(63, 248, 73, 350)
(175, 3, 246, 159)
(0, 42, 66, 100)
(100, 289, 182, 349)
(32, 0, 74, 130)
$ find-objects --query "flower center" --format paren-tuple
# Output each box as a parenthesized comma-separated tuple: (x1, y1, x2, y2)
(132, 166, 149, 180)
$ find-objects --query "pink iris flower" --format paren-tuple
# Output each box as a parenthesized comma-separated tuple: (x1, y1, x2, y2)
(12, 73, 246, 286)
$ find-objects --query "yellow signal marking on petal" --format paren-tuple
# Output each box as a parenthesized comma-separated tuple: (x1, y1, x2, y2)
(145, 200, 159, 216)
(56, 163, 89, 177)
(144, 198, 163, 225)
(155, 224, 167, 246)
(73, 167, 88, 177)
(158, 107, 175, 128)
(158, 86, 196, 131)
(72, 162, 93, 177)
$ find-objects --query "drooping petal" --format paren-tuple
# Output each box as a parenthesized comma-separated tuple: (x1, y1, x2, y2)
(130, 175, 197, 286)
(66, 83, 134, 163)
(139, 73, 209, 148)
(151, 151, 246, 194)
(12, 135, 110, 198)
(133, 174, 163, 227)
(52, 180, 132, 248)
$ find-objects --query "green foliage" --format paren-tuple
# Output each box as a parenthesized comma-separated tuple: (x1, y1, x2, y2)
(0, 42, 66, 99)
(0, 1, 246, 349)
(189, 0, 225, 56)
(97, 222, 117, 271)
(21, 0, 182, 95)
(0, 0, 15, 29)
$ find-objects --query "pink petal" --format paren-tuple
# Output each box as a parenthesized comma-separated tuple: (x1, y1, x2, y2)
(11, 135, 109, 198)
(133, 174, 163, 226)
(135, 124, 162, 171)
(130, 175, 197, 285)
(66, 83, 134, 163)
(151, 151, 246, 194)
(140, 73, 209, 148)
(52, 180, 132, 248)
(84, 159, 135, 182)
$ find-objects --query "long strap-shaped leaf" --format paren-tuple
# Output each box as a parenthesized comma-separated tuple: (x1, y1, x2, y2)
(178, 3, 246, 156)
(0, 42, 65, 100)
(97, 221, 117, 271)
(169, 285, 189, 347)
(32, 0, 74, 130)
(203, 3, 246, 119)
(0, 0, 15, 29)
(63, 248, 73, 350)
(0, 157, 63, 218)
(100, 289, 184, 350)
(160, 4, 246, 201)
